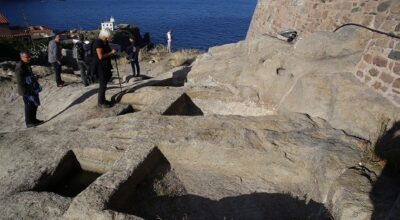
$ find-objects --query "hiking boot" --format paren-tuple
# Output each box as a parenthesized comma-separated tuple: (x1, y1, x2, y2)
(26, 120, 44, 128)
(57, 81, 65, 87)
(34, 119, 45, 125)
(98, 102, 112, 108)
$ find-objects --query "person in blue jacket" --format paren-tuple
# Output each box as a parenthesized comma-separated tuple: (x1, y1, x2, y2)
(15, 51, 44, 127)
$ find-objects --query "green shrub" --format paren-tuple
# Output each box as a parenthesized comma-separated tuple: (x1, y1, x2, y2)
(82, 30, 100, 41)
(0, 38, 28, 61)
(29, 42, 48, 65)
(0, 38, 50, 64)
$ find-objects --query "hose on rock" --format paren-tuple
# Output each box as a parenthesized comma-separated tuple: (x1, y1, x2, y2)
(334, 23, 400, 40)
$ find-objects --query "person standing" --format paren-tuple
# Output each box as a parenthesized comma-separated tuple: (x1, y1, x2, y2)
(166, 29, 172, 53)
(83, 39, 95, 83)
(73, 34, 90, 86)
(15, 51, 44, 128)
(92, 29, 116, 108)
(48, 34, 64, 87)
(127, 36, 140, 77)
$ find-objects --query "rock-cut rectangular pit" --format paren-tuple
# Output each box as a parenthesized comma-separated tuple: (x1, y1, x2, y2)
(33, 149, 120, 198)
(104, 147, 332, 219)
(162, 93, 204, 116)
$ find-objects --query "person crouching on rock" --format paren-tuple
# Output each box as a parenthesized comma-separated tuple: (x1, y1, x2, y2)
(15, 51, 44, 128)
(92, 29, 116, 108)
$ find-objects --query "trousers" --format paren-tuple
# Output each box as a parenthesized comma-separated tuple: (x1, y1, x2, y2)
(130, 59, 140, 76)
(51, 62, 62, 84)
(77, 60, 89, 85)
(97, 65, 112, 105)
(23, 96, 38, 125)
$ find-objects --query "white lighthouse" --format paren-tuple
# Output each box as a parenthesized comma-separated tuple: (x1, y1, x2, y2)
(101, 16, 115, 31)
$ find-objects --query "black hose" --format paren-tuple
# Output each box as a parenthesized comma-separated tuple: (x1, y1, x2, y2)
(334, 23, 400, 40)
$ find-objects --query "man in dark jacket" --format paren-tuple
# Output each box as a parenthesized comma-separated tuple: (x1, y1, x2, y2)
(74, 34, 90, 86)
(48, 34, 64, 87)
(127, 36, 140, 77)
(15, 51, 44, 127)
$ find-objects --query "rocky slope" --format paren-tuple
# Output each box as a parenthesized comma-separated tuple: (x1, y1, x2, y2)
(0, 27, 399, 219)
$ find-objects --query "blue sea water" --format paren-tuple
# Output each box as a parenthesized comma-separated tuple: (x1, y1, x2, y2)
(0, 0, 257, 50)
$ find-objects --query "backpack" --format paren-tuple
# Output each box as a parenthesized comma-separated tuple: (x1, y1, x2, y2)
(126, 45, 137, 61)
(73, 42, 85, 60)
(82, 40, 95, 63)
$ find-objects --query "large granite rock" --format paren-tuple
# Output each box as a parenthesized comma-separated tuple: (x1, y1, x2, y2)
(0, 110, 369, 219)
(188, 27, 400, 142)
(0, 26, 399, 219)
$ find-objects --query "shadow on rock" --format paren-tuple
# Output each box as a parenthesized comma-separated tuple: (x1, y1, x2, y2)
(46, 86, 120, 122)
(112, 192, 332, 220)
(371, 121, 400, 219)
(124, 74, 152, 83)
(106, 148, 330, 219)
(111, 67, 190, 103)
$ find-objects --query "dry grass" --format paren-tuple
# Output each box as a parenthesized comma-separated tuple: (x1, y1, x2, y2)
(169, 49, 201, 68)
(139, 45, 201, 67)
(115, 57, 129, 67)
(139, 44, 169, 62)
(362, 115, 391, 167)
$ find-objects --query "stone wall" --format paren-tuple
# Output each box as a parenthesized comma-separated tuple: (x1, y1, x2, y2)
(247, 0, 400, 106)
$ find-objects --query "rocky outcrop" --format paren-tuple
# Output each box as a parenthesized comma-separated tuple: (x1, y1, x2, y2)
(0, 109, 369, 219)
(0, 6, 399, 219)
(188, 27, 400, 142)
(247, 0, 400, 107)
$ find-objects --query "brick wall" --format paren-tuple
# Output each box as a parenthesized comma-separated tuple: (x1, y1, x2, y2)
(247, 0, 400, 106)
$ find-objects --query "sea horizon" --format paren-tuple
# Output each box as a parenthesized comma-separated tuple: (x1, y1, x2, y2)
(0, 0, 257, 50)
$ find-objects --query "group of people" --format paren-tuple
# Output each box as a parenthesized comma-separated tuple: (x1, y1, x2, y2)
(15, 29, 174, 128)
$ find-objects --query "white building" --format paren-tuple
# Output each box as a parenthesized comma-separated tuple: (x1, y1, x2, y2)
(28, 26, 55, 39)
(101, 17, 115, 31)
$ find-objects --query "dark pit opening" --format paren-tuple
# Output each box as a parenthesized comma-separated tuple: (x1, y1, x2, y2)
(106, 148, 332, 219)
(33, 151, 101, 197)
(162, 93, 203, 116)
(150, 78, 185, 87)
(117, 105, 138, 116)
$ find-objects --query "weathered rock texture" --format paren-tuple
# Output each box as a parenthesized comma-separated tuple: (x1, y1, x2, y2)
(1, 3, 400, 219)
(247, 0, 400, 106)
(0, 108, 371, 219)
(189, 27, 400, 142)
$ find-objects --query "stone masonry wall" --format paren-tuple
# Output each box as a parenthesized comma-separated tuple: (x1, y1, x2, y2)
(247, 0, 400, 106)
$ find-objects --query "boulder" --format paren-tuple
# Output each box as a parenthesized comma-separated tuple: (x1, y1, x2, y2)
(188, 27, 400, 142)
